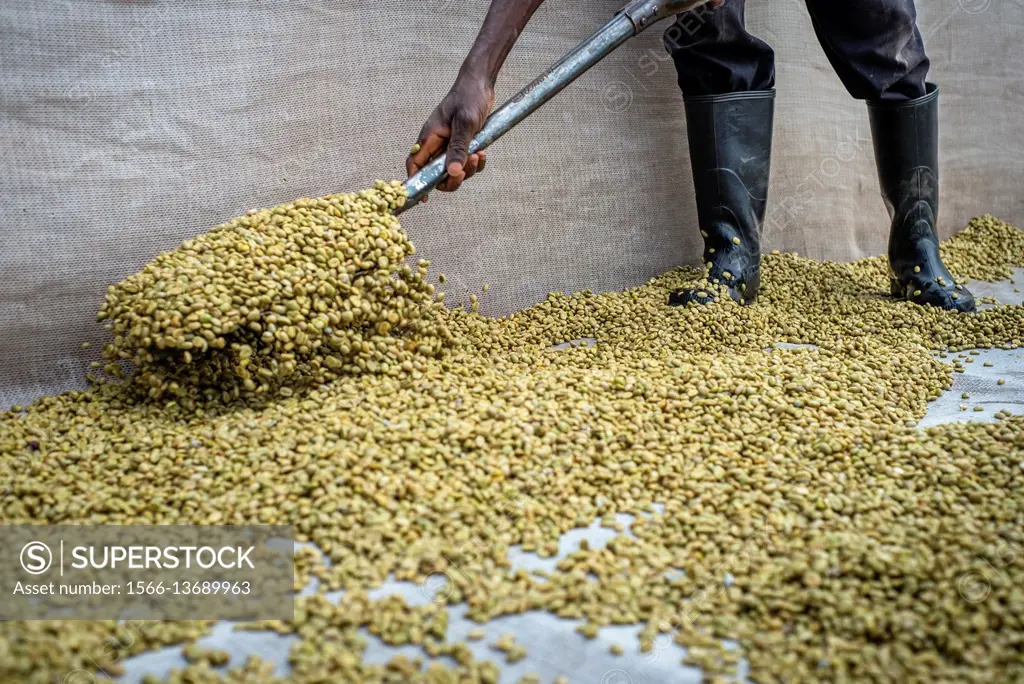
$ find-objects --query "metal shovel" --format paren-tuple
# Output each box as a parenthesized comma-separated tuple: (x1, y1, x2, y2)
(396, 0, 712, 214)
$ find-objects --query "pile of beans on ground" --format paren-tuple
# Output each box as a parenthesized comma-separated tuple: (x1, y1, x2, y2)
(2, 189, 1023, 683)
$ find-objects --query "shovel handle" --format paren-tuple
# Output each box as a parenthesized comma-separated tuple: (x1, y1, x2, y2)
(397, 0, 712, 214)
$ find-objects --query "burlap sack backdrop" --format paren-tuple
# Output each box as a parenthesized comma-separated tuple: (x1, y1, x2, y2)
(1, 0, 1020, 409)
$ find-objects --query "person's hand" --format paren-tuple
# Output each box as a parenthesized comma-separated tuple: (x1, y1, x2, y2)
(406, 77, 495, 196)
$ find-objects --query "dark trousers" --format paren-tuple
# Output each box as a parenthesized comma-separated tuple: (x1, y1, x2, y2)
(664, 0, 930, 101)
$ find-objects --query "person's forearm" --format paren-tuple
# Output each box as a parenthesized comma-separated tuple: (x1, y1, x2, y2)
(459, 0, 547, 87)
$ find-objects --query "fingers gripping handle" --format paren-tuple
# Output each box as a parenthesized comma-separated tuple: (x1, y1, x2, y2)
(396, 0, 714, 214)
(396, 13, 634, 214)
(400, 143, 478, 214)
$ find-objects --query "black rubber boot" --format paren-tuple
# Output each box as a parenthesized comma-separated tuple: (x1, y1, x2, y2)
(868, 83, 975, 313)
(669, 90, 775, 307)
